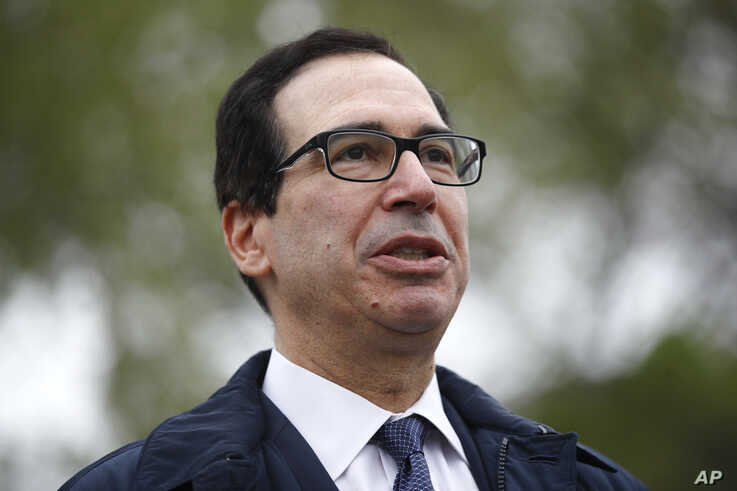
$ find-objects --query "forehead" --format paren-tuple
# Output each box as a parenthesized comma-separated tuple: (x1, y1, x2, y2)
(273, 53, 445, 150)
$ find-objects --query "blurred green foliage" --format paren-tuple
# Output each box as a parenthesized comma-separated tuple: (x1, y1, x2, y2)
(2, 0, 736, 488)
(517, 330, 737, 489)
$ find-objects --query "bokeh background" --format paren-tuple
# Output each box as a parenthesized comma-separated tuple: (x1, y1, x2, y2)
(2, 1, 736, 489)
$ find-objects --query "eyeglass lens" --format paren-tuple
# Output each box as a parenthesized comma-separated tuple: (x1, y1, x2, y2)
(326, 132, 480, 184)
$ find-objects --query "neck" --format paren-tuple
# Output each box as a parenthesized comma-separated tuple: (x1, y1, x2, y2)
(273, 318, 441, 413)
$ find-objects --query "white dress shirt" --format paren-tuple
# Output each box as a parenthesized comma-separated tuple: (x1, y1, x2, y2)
(262, 348, 479, 491)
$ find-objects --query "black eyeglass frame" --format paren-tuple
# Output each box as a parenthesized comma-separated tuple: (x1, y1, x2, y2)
(275, 128, 486, 186)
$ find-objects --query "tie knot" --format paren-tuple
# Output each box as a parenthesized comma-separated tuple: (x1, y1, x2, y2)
(373, 415, 430, 467)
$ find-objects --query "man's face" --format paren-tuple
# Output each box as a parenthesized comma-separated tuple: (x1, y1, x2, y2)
(263, 53, 469, 341)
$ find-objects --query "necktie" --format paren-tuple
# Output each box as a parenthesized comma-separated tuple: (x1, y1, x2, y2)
(373, 415, 435, 491)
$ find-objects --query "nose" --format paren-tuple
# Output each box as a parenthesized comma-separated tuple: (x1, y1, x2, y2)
(381, 150, 437, 213)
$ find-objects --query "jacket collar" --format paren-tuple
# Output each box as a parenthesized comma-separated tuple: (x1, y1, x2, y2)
(134, 350, 616, 490)
(134, 350, 273, 491)
(437, 364, 618, 474)
(437, 365, 543, 435)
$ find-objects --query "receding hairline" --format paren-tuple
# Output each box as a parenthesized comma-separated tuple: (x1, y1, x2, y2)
(272, 51, 443, 151)
(278, 51, 429, 100)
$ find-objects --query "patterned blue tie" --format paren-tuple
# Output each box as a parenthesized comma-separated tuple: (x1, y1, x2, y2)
(373, 415, 435, 491)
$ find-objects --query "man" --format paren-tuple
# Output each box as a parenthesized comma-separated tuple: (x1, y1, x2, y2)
(61, 28, 647, 490)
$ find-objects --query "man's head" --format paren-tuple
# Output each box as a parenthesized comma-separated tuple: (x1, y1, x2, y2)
(214, 28, 451, 314)
(217, 28, 475, 357)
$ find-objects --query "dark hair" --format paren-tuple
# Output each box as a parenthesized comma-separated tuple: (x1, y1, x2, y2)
(214, 27, 451, 314)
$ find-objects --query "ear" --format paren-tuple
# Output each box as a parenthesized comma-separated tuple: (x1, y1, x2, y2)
(221, 201, 272, 278)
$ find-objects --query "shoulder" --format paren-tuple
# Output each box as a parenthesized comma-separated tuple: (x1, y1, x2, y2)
(575, 442, 649, 490)
(436, 365, 648, 490)
(59, 440, 144, 491)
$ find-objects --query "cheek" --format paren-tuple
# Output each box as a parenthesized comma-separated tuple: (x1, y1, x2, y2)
(278, 184, 365, 263)
(320, 192, 368, 255)
(442, 191, 469, 248)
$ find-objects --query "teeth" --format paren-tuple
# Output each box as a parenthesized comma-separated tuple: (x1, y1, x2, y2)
(388, 247, 431, 260)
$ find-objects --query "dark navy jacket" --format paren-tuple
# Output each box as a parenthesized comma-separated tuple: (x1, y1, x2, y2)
(60, 350, 647, 490)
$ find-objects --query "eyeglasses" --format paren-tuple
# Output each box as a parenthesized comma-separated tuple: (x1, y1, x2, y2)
(275, 129, 485, 186)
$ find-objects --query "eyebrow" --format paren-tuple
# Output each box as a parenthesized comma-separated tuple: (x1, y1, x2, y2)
(327, 120, 454, 137)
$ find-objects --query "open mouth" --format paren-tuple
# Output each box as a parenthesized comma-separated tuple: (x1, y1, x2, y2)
(386, 247, 433, 260)
(367, 235, 450, 274)
(373, 236, 448, 260)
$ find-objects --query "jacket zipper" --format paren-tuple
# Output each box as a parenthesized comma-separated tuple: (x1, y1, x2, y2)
(497, 436, 509, 491)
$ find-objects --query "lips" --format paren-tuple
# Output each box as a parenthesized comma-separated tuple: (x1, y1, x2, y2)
(372, 236, 448, 260)
(367, 235, 450, 274)
(386, 247, 432, 260)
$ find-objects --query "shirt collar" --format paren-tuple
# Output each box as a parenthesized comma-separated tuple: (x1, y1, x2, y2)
(261, 348, 468, 480)
(393, 371, 468, 464)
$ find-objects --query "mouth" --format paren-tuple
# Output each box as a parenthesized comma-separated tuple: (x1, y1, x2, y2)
(373, 235, 448, 260)
(384, 247, 434, 260)
(367, 235, 450, 274)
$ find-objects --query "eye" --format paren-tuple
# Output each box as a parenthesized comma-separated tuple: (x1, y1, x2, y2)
(335, 144, 368, 162)
(345, 146, 366, 160)
(421, 146, 453, 165)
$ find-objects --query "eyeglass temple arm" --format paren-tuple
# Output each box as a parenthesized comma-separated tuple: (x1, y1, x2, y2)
(457, 148, 479, 178)
(276, 140, 320, 173)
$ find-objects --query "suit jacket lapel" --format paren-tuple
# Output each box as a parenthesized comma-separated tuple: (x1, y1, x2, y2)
(262, 392, 339, 491)
(442, 394, 493, 491)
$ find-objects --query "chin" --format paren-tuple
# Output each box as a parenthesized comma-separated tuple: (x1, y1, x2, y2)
(374, 297, 455, 335)
(358, 281, 461, 332)
(383, 322, 440, 335)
